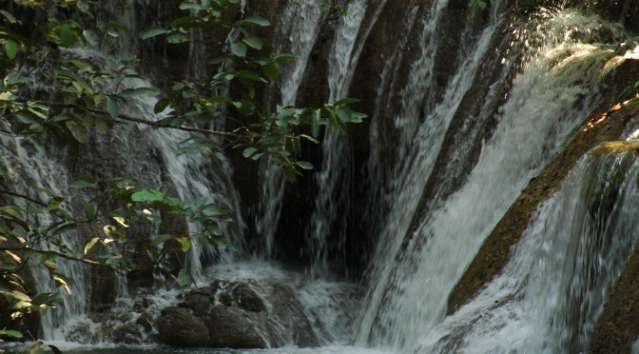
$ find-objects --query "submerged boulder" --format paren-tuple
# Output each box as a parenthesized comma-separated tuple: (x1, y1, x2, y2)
(156, 279, 320, 349)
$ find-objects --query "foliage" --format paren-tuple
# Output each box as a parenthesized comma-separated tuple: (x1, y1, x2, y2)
(469, 0, 491, 15)
(0, 0, 365, 347)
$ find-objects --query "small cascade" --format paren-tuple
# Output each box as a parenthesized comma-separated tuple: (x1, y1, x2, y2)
(7, 48, 244, 344)
(419, 149, 639, 354)
(308, 0, 368, 275)
(123, 81, 245, 281)
(256, 0, 324, 257)
(358, 8, 624, 351)
(358, 0, 506, 344)
(0, 134, 89, 340)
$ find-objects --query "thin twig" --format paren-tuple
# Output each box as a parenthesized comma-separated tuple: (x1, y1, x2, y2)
(56, 102, 245, 138)
(0, 189, 47, 206)
(0, 246, 106, 267)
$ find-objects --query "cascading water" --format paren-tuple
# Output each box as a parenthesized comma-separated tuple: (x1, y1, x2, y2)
(358, 8, 625, 352)
(123, 82, 245, 281)
(7, 1, 639, 353)
(358, 0, 508, 345)
(0, 133, 89, 341)
(308, 0, 368, 275)
(256, 0, 324, 257)
(0, 9, 246, 341)
(418, 148, 639, 354)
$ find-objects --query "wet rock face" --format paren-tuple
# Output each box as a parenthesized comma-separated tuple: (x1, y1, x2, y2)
(156, 279, 320, 349)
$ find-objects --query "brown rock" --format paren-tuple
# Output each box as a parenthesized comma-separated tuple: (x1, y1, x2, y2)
(157, 307, 210, 347)
(233, 283, 267, 313)
(206, 305, 268, 348)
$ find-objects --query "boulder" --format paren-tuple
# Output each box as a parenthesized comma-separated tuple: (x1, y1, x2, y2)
(182, 290, 213, 316)
(156, 279, 320, 349)
(206, 305, 268, 348)
(157, 307, 210, 347)
(111, 322, 144, 344)
(233, 283, 267, 313)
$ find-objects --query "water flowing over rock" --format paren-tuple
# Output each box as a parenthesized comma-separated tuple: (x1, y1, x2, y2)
(7, 0, 639, 353)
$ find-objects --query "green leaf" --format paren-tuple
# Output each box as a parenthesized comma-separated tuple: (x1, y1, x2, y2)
(273, 53, 296, 64)
(139, 28, 169, 40)
(0, 329, 23, 339)
(243, 147, 258, 158)
(239, 16, 271, 27)
(235, 70, 265, 82)
(120, 87, 161, 97)
(70, 59, 93, 71)
(65, 120, 89, 144)
(54, 22, 79, 47)
(230, 41, 247, 57)
(0, 10, 18, 24)
(31, 292, 58, 307)
(83, 237, 100, 256)
(312, 109, 322, 137)
(48, 221, 77, 236)
(152, 234, 173, 246)
(84, 202, 98, 221)
(177, 268, 190, 288)
(176, 236, 191, 253)
(335, 97, 360, 106)
(131, 189, 164, 203)
(154, 98, 170, 114)
(201, 203, 228, 218)
(296, 161, 314, 170)
(263, 63, 278, 81)
(242, 36, 263, 50)
(4, 39, 17, 60)
(106, 96, 120, 120)
(167, 33, 190, 44)
(82, 30, 98, 47)
(70, 178, 96, 189)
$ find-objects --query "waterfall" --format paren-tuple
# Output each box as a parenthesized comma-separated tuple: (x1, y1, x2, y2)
(1, 8, 245, 340)
(7, 0, 639, 352)
(256, 0, 324, 257)
(358, 8, 624, 351)
(308, 0, 368, 275)
(358, 0, 507, 345)
(418, 149, 639, 353)
(123, 83, 245, 281)
(0, 134, 89, 340)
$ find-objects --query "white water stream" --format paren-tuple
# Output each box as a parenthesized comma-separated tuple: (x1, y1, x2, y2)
(418, 150, 639, 353)
(358, 8, 625, 353)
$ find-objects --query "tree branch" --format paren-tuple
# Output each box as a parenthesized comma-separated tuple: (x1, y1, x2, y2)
(0, 246, 112, 269)
(56, 102, 246, 138)
(0, 189, 47, 207)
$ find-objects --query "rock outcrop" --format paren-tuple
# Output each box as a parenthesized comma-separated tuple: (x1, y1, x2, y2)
(156, 279, 320, 349)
